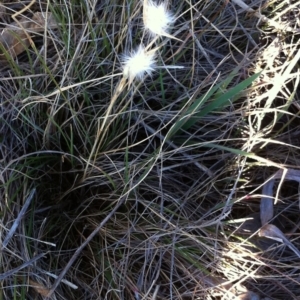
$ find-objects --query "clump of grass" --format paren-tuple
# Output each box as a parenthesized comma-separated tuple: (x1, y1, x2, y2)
(1, 0, 300, 299)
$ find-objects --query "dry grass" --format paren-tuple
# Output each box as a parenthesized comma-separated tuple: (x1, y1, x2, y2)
(0, 0, 300, 299)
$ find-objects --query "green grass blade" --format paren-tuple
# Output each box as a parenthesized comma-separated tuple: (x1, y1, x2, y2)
(181, 72, 261, 131)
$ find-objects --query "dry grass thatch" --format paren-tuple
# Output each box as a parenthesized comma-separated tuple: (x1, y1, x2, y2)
(0, 0, 300, 299)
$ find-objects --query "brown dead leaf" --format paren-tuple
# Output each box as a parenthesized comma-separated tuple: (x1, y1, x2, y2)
(29, 279, 50, 297)
(236, 291, 261, 300)
(259, 223, 300, 258)
(260, 168, 300, 225)
(0, 12, 57, 59)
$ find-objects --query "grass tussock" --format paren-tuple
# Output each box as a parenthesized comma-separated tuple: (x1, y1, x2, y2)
(0, 0, 300, 299)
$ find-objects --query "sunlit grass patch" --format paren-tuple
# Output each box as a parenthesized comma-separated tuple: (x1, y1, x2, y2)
(0, 0, 300, 299)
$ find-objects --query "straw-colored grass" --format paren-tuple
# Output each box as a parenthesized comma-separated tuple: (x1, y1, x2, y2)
(0, 0, 300, 299)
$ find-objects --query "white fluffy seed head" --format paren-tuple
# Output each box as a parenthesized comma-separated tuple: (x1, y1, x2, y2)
(122, 45, 157, 83)
(143, 0, 175, 37)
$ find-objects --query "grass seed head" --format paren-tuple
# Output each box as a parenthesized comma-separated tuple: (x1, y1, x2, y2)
(122, 44, 157, 84)
(143, 0, 175, 38)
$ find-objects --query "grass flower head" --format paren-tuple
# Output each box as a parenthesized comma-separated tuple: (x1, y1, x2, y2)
(122, 44, 157, 84)
(143, 0, 175, 38)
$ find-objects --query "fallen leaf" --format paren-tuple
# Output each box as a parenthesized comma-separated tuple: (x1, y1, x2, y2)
(29, 279, 50, 297)
(260, 168, 300, 225)
(259, 224, 300, 258)
(0, 12, 57, 59)
(236, 291, 260, 300)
